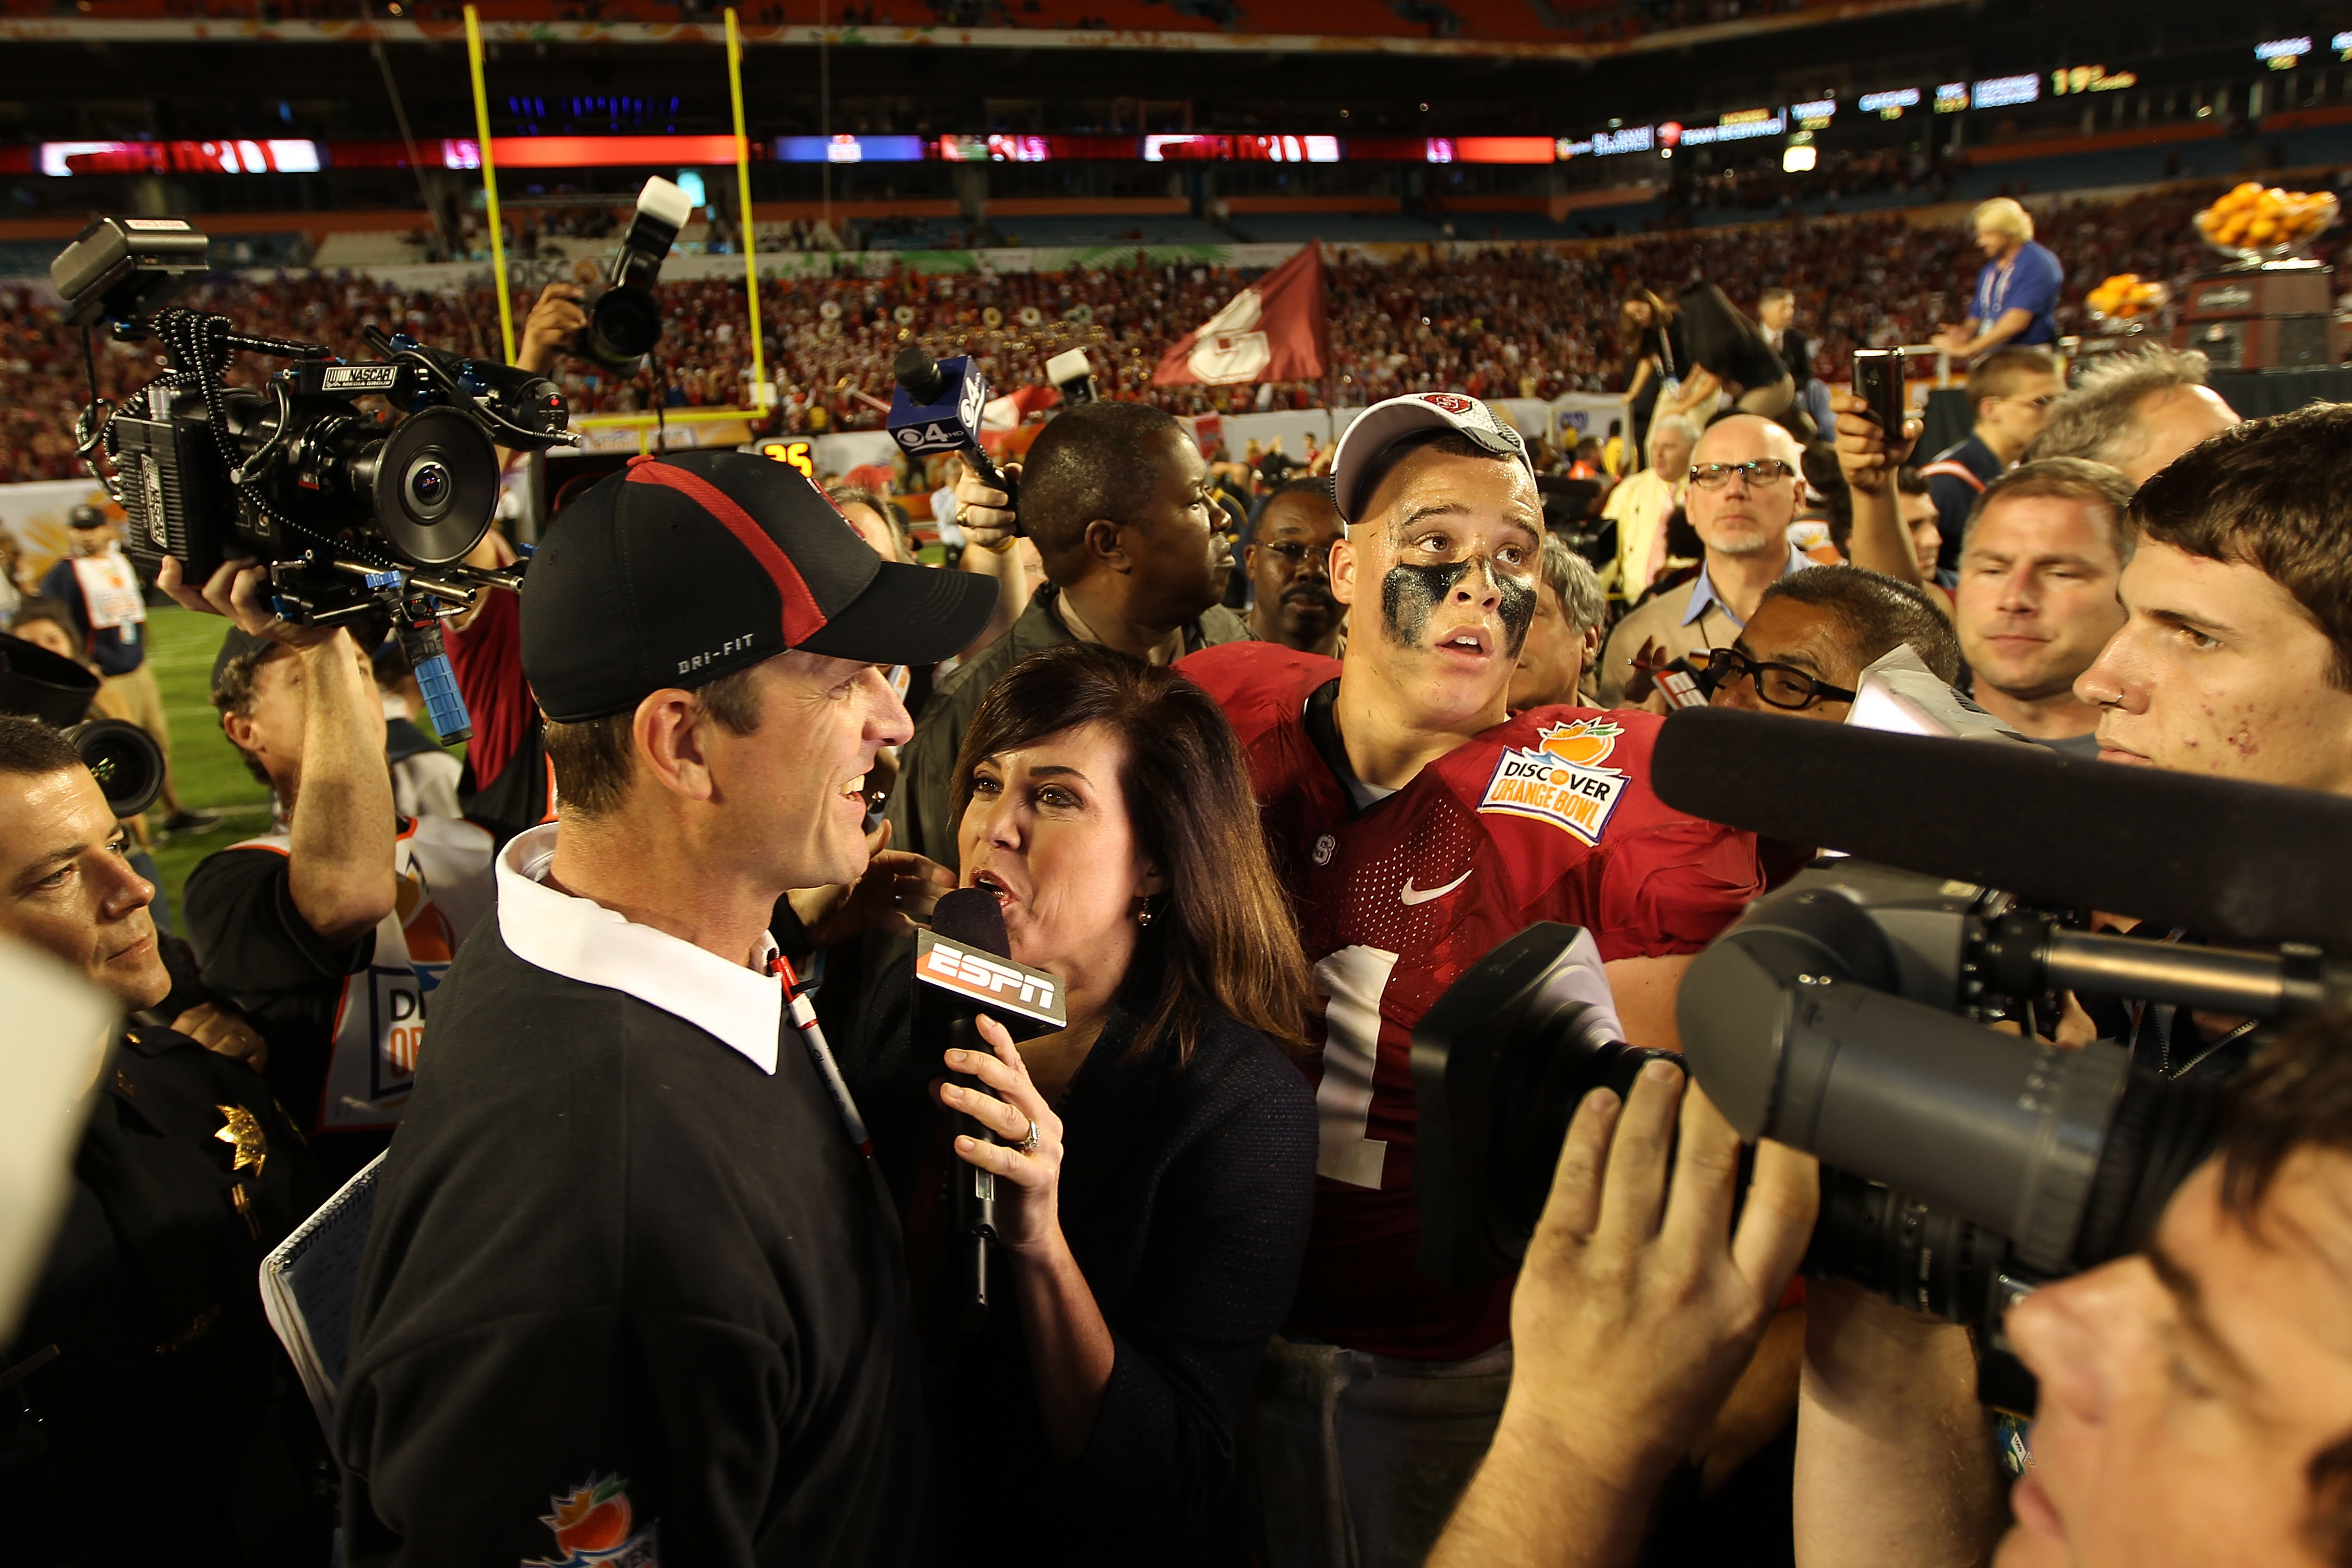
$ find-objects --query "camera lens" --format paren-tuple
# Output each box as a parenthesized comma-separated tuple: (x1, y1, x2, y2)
(62, 719, 165, 820)
(365, 406, 499, 566)
(404, 455, 454, 521)
(589, 285, 663, 363)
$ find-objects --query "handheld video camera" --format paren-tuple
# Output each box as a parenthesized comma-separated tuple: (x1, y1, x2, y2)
(575, 175, 694, 371)
(57, 216, 578, 743)
(0, 632, 166, 819)
(1414, 709, 2352, 1414)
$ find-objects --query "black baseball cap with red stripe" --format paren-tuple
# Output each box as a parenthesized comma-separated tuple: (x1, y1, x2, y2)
(521, 451, 998, 723)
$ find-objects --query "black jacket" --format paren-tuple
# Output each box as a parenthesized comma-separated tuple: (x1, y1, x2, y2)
(848, 956, 1317, 1565)
(1, 1024, 332, 1566)
(338, 922, 936, 1567)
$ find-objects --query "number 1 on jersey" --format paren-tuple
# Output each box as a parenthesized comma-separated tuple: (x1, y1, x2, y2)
(1312, 945, 1398, 1188)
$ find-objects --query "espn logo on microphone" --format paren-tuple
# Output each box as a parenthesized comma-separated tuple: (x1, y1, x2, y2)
(915, 928, 1068, 1029)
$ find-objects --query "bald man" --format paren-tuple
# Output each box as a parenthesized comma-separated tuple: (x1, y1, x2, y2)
(1597, 414, 1813, 706)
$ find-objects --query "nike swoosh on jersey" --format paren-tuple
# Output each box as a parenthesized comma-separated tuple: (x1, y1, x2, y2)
(1398, 869, 1475, 906)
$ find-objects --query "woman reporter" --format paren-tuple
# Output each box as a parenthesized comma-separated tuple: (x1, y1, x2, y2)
(846, 642, 1318, 1564)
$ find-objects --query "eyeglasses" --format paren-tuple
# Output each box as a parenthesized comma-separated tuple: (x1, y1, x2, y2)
(1686, 459, 1798, 490)
(1261, 540, 1335, 568)
(1699, 646, 1858, 711)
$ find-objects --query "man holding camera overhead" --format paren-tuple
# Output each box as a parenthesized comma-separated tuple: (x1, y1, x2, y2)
(162, 557, 497, 1187)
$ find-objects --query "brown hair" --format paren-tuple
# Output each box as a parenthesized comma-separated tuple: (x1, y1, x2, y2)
(1962, 455, 2137, 559)
(2215, 1015, 2352, 1565)
(0, 713, 82, 779)
(1618, 288, 1673, 349)
(543, 666, 765, 818)
(949, 643, 1313, 1065)
(1963, 344, 2059, 415)
(2129, 402, 2352, 692)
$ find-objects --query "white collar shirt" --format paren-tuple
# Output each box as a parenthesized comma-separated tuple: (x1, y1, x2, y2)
(494, 823, 781, 1075)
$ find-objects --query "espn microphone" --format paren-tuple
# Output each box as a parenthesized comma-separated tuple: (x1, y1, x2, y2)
(913, 886, 1067, 1328)
(889, 347, 1020, 522)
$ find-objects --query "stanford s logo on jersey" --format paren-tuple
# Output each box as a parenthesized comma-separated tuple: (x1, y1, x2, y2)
(1479, 719, 1628, 847)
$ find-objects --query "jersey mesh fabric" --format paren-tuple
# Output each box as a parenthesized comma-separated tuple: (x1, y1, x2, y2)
(1180, 641, 1765, 1359)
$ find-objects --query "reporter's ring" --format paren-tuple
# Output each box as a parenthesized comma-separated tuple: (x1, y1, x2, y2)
(1016, 1118, 1042, 1156)
(954, 502, 973, 527)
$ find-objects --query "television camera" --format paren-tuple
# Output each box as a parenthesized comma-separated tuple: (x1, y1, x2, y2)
(56, 215, 580, 742)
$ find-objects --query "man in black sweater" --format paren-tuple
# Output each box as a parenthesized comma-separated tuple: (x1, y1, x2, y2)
(338, 452, 997, 1565)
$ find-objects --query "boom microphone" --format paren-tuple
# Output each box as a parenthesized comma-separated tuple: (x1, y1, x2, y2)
(1650, 707, 2352, 949)
(913, 887, 1066, 1327)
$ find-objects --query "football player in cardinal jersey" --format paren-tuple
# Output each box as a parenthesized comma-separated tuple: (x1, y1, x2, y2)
(1180, 392, 1768, 1568)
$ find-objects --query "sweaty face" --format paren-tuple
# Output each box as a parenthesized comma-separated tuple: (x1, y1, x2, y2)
(958, 721, 1162, 985)
(1707, 596, 1863, 723)
(0, 765, 166, 1010)
(2118, 386, 2242, 488)
(1332, 444, 1541, 731)
(1246, 491, 1345, 650)
(1507, 577, 1598, 713)
(1956, 494, 2127, 705)
(1123, 431, 1229, 628)
(1997, 1156, 2352, 1568)
(2077, 541, 2352, 794)
(708, 650, 911, 893)
(1686, 416, 1803, 560)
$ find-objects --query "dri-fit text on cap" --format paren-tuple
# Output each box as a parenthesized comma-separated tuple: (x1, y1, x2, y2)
(679, 633, 758, 675)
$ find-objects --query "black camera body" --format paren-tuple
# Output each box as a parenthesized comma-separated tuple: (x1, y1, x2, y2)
(58, 216, 575, 742)
(0, 632, 165, 819)
(1413, 857, 2329, 1412)
(576, 176, 694, 371)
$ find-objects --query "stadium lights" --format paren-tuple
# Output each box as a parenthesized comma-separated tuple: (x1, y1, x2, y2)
(1783, 143, 1818, 173)
(2255, 35, 2312, 69)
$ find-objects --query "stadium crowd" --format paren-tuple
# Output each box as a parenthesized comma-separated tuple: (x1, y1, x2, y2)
(0, 182, 2298, 482)
(10, 134, 2352, 1567)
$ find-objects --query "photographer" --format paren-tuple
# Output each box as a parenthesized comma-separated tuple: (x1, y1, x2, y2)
(1426, 1062, 1817, 1568)
(0, 715, 331, 1564)
(163, 557, 497, 1184)
(847, 644, 1317, 1564)
(340, 452, 996, 1565)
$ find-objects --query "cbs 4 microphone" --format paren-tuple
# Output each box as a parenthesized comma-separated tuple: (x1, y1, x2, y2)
(890, 347, 1020, 522)
(914, 886, 1067, 1329)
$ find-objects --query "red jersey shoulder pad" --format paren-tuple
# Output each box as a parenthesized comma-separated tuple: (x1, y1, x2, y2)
(1177, 641, 1342, 746)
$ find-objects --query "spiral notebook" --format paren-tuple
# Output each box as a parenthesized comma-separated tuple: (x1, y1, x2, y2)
(259, 1152, 384, 1436)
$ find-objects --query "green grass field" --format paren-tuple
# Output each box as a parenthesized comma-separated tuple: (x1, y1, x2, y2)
(144, 605, 278, 920)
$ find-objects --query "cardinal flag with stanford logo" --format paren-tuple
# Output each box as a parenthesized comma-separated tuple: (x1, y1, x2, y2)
(1152, 242, 1329, 387)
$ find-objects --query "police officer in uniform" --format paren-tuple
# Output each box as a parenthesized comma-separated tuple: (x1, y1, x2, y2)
(0, 715, 331, 1565)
